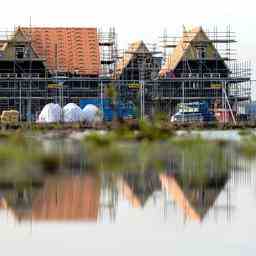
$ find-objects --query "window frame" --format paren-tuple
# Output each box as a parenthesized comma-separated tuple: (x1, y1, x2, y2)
(196, 46, 207, 60)
(15, 46, 25, 59)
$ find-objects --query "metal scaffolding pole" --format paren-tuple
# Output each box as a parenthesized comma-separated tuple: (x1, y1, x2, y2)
(140, 80, 145, 120)
(100, 81, 104, 114)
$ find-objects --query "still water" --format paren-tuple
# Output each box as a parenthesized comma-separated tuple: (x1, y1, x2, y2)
(0, 136, 256, 255)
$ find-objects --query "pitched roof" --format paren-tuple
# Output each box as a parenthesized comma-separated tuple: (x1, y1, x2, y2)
(0, 27, 41, 59)
(160, 26, 223, 76)
(116, 40, 151, 77)
(21, 27, 100, 76)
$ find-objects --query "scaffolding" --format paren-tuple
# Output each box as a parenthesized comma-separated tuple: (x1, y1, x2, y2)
(116, 42, 162, 80)
(150, 26, 252, 119)
(98, 27, 118, 78)
(0, 26, 252, 122)
(114, 26, 251, 119)
(115, 42, 162, 118)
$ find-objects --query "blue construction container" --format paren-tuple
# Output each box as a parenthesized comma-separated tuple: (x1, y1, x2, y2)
(80, 98, 136, 121)
(171, 101, 215, 123)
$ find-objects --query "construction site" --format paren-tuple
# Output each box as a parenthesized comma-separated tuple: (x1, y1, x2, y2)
(0, 25, 252, 123)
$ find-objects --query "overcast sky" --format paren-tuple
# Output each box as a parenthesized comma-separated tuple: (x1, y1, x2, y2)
(1, 0, 255, 59)
(1, 0, 254, 51)
(1, 0, 256, 93)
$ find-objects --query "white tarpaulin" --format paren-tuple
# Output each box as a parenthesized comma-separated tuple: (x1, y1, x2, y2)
(83, 104, 102, 123)
(37, 103, 62, 123)
(63, 103, 84, 123)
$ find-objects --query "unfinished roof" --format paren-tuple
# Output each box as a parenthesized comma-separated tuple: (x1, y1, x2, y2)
(160, 26, 223, 76)
(0, 27, 41, 60)
(21, 27, 100, 76)
(116, 40, 151, 77)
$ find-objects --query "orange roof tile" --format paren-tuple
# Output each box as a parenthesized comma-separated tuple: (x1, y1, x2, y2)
(21, 27, 100, 76)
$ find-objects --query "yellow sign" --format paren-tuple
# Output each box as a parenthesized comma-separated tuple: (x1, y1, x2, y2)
(48, 83, 63, 89)
(128, 83, 140, 89)
(210, 84, 222, 89)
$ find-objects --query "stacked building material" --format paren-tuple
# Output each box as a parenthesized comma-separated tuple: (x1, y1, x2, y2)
(63, 103, 84, 123)
(83, 104, 102, 123)
(37, 103, 62, 123)
(1, 110, 19, 124)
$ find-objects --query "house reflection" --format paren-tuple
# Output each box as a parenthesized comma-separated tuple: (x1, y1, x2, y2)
(0, 174, 101, 222)
(0, 170, 231, 224)
(160, 172, 229, 222)
(118, 171, 162, 208)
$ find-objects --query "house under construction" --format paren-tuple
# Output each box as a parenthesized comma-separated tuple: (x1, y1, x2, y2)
(0, 25, 252, 121)
(117, 26, 251, 121)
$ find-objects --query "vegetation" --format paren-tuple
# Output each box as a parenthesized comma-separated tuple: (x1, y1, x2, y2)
(82, 128, 233, 180)
(0, 126, 255, 221)
(0, 125, 254, 189)
(237, 132, 256, 159)
(0, 131, 63, 184)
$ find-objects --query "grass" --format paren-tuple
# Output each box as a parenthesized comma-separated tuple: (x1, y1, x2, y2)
(237, 134, 256, 159)
(0, 131, 63, 184)
(82, 128, 232, 180)
(238, 129, 254, 137)
(84, 119, 174, 146)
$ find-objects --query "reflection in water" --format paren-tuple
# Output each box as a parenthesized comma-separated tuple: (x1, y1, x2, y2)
(119, 171, 161, 208)
(0, 175, 101, 222)
(0, 143, 255, 225)
(0, 170, 231, 224)
(1, 137, 256, 255)
(160, 173, 228, 222)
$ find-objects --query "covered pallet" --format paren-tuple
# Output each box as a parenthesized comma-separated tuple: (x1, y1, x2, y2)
(83, 104, 102, 123)
(37, 103, 62, 123)
(63, 103, 84, 123)
(1, 110, 19, 125)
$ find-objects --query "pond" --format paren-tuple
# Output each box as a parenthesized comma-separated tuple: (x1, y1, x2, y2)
(0, 131, 255, 255)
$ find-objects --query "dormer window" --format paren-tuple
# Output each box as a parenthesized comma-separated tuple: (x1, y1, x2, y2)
(15, 47, 25, 59)
(196, 46, 206, 59)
